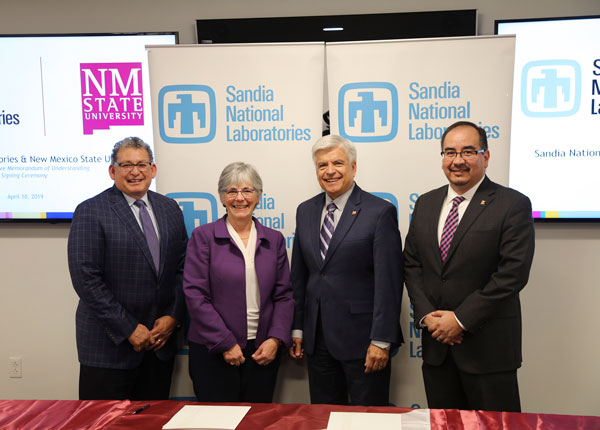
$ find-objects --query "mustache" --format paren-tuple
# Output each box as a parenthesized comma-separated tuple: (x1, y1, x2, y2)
(449, 166, 469, 172)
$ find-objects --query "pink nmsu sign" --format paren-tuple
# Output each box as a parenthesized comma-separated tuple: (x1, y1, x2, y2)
(80, 62, 144, 135)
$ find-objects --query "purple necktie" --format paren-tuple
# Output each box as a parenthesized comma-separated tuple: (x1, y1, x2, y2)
(320, 202, 337, 260)
(135, 199, 160, 271)
(440, 196, 465, 262)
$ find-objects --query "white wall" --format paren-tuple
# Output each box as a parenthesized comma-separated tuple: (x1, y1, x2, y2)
(1, 0, 600, 416)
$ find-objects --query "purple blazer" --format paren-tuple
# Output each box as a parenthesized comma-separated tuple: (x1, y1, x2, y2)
(183, 216, 294, 354)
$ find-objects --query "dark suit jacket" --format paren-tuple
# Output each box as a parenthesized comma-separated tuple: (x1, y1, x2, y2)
(183, 216, 294, 354)
(404, 176, 535, 374)
(291, 184, 404, 361)
(68, 185, 188, 369)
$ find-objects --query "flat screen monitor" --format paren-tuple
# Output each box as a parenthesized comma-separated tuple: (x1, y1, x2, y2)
(0, 32, 177, 222)
(496, 16, 600, 221)
(197, 10, 477, 44)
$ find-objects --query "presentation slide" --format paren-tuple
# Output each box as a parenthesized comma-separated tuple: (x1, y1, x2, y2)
(497, 17, 600, 219)
(0, 33, 176, 220)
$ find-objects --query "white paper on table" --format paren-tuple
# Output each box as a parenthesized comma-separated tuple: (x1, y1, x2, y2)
(326, 409, 431, 430)
(162, 405, 251, 430)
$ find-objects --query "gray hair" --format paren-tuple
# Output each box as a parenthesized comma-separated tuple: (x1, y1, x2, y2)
(110, 137, 154, 165)
(218, 162, 263, 195)
(311, 134, 357, 164)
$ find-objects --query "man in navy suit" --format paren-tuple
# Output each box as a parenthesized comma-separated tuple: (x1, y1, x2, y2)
(289, 134, 404, 406)
(404, 121, 535, 412)
(68, 137, 187, 400)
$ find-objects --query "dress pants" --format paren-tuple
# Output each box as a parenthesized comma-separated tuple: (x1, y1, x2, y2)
(79, 351, 174, 400)
(188, 339, 281, 403)
(422, 352, 521, 412)
(307, 315, 391, 406)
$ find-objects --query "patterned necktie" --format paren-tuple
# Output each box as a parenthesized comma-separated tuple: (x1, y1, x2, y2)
(134, 199, 160, 271)
(320, 202, 337, 260)
(440, 196, 465, 262)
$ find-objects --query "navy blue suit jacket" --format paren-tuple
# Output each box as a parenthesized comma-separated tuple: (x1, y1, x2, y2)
(404, 177, 535, 374)
(291, 185, 404, 361)
(68, 185, 187, 369)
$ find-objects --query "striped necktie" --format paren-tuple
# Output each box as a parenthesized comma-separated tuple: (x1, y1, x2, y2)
(440, 196, 465, 262)
(320, 202, 337, 260)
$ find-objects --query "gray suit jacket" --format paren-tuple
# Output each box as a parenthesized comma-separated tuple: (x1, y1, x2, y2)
(404, 176, 535, 374)
(68, 185, 188, 369)
(291, 185, 404, 361)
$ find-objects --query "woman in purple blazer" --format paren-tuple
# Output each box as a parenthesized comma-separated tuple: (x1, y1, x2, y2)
(183, 162, 294, 402)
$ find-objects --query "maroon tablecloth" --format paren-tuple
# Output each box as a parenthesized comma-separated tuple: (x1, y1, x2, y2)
(0, 400, 598, 430)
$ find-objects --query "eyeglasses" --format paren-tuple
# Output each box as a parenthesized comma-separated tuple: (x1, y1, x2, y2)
(441, 149, 486, 159)
(225, 188, 256, 199)
(114, 162, 153, 172)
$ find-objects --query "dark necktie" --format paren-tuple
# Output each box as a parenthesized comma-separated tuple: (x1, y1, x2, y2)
(134, 199, 160, 271)
(320, 202, 337, 260)
(440, 196, 465, 262)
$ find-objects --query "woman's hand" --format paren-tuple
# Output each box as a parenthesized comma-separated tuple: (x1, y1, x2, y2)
(252, 337, 280, 365)
(223, 344, 245, 366)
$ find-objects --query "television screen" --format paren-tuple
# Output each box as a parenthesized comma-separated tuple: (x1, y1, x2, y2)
(496, 16, 600, 221)
(197, 10, 477, 44)
(0, 32, 177, 222)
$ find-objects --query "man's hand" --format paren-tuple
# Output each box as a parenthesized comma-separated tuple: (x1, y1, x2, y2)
(289, 337, 304, 359)
(149, 316, 177, 351)
(223, 344, 245, 366)
(364, 344, 390, 374)
(252, 337, 280, 366)
(428, 310, 464, 345)
(128, 324, 153, 352)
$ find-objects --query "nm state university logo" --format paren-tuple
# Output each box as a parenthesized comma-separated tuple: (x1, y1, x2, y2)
(80, 63, 144, 135)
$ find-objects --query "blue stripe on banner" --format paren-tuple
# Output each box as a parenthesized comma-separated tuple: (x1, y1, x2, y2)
(46, 212, 74, 219)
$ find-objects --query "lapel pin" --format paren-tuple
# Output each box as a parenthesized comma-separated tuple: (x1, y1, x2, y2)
(352, 210, 357, 216)
(480, 200, 486, 205)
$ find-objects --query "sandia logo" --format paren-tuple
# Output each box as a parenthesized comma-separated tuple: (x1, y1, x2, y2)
(80, 63, 144, 135)
(167, 192, 219, 237)
(338, 82, 398, 142)
(521, 60, 581, 117)
(159, 85, 217, 143)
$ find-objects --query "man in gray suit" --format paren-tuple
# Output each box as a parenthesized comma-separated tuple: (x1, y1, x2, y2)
(289, 135, 404, 406)
(68, 137, 187, 400)
(404, 121, 535, 412)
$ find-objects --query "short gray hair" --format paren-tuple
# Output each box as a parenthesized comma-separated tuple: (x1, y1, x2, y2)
(111, 137, 154, 165)
(311, 134, 357, 164)
(218, 162, 263, 195)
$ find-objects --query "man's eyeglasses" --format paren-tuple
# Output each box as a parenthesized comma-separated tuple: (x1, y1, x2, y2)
(225, 188, 256, 199)
(114, 162, 153, 172)
(440, 149, 486, 159)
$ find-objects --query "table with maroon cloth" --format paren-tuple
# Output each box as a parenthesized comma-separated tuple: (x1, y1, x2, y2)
(0, 400, 598, 430)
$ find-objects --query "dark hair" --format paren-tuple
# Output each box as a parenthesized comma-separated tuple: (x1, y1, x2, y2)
(440, 121, 488, 151)
(110, 137, 154, 165)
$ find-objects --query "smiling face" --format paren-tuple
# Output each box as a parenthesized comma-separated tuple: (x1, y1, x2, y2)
(441, 124, 489, 194)
(108, 147, 156, 199)
(314, 145, 357, 200)
(220, 181, 259, 224)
